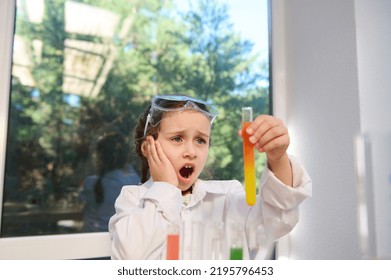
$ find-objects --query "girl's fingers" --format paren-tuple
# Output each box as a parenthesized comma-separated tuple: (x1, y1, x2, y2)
(261, 133, 289, 152)
(239, 115, 282, 147)
(155, 140, 168, 163)
(245, 115, 270, 136)
(146, 136, 160, 165)
(242, 115, 290, 159)
(239, 115, 272, 138)
(249, 116, 282, 144)
(147, 138, 178, 186)
(256, 124, 288, 148)
(144, 137, 167, 167)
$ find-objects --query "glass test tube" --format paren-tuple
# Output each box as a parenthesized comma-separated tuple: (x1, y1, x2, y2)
(210, 222, 225, 260)
(229, 223, 243, 260)
(248, 223, 267, 260)
(166, 224, 180, 260)
(242, 107, 256, 206)
(190, 221, 204, 260)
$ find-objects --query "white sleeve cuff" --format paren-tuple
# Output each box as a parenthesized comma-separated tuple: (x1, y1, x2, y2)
(260, 156, 312, 210)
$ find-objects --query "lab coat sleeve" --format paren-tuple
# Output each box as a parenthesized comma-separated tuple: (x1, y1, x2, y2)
(258, 155, 312, 239)
(108, 182, 183, 259)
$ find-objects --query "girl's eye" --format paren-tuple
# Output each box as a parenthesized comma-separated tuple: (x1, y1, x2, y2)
(196, 138, 207, 145)
(171, 136, 182, 142)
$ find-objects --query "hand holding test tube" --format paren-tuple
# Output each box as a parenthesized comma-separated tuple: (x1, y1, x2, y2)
(242, 107, 256, 206)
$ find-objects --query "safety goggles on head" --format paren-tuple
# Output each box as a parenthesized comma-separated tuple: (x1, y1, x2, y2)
(143, 95, 219, 136)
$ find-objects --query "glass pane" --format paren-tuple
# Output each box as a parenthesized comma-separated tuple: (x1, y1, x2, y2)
(2, 0, 270, 237)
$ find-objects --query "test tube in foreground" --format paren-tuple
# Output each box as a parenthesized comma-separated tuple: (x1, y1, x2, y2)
(166, 224, 180, 260)
(242, 107, 256, 206)
(190, 221, 204, 260)
(229, 223, 244, 260)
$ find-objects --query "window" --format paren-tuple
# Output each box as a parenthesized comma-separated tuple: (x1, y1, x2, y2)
(0, 0, 271, 257)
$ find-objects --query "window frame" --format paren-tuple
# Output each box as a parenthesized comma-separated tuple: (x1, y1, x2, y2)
(0, 0, 15, 235)
(0, 0, 109, 260)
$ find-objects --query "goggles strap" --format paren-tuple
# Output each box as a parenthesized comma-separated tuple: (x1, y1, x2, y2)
(143, 113, 151, 137)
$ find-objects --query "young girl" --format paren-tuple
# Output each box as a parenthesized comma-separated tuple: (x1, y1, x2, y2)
(108, 95, 312, 259)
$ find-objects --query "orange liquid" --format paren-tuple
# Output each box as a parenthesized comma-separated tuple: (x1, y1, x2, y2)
(166, 234, 180, 260)
(242, 122, 256, 206)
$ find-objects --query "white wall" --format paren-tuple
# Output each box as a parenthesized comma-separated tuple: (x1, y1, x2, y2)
(271, 0, 391, 259)
(355, 0, 391, 259)
(355, 0, 391, 133)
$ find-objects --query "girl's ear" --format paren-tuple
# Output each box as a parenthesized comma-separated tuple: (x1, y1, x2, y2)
(141, 140, 148, 157)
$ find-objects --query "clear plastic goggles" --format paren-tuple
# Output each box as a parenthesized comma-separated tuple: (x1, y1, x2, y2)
(143, 95, 219, 136)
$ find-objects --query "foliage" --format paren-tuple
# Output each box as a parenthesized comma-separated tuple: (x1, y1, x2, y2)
(5, 0, 270, 204)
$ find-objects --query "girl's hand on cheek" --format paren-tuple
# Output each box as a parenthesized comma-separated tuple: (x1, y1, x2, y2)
(145, 136, 178, 187)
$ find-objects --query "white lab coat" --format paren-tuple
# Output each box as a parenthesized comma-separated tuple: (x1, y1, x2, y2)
(108, 156, 312, 260)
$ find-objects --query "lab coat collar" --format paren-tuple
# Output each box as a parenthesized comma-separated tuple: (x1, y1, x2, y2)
(193, 179, 227, 194)
(188, 179, 227, 207)
(142, 178, 226, 207)
(142, 178, 226, 194)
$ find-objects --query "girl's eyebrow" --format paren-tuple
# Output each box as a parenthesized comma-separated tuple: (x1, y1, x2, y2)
(197, 130, 210, 139)
(164, 129, 186, 135)
(164, 129, 210, 139)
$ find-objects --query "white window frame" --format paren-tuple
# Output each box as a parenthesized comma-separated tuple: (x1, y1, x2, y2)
(0, 0, 111, 260)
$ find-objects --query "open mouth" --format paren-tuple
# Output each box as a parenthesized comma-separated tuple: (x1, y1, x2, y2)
(179, 165, 194, 179)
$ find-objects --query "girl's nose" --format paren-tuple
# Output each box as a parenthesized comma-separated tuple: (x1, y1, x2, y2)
(183, 143, 197, 159)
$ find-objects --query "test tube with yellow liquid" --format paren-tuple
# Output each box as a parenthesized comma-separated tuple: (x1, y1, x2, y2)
(242, 107, 256, 206)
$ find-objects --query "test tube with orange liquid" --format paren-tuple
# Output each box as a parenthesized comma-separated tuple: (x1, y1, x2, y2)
(166, 224, 180, 260)
(242, 107, 256, 206)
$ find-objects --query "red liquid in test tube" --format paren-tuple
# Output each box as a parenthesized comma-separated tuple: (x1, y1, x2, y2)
(166, 224, 180, 260)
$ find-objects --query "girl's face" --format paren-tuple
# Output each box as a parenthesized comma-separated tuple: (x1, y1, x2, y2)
(157, 110, 211, 191)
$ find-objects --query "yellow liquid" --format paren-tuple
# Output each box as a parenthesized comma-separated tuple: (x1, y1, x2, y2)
(242, 122, 256, 206)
